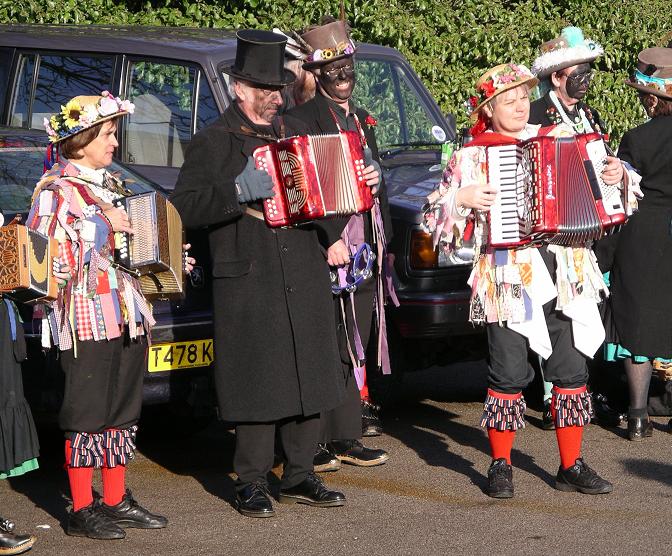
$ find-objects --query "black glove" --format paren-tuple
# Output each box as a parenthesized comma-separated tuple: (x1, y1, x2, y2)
(363, 147, 382, 188)
(235, 157, 275, 203)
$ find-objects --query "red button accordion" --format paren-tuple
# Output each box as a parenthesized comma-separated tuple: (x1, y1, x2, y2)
(253, 131, 374, 227)
(486, 132, 626, 248)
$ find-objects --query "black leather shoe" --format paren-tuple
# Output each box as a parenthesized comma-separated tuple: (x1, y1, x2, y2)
(555, 458, 613, 494)
(279, 473, 346, 507)
(668, 418, 672, 434)
(0, 517, 36, 555)
(542, 400, 555, 430)
(67, 504, 126, 540)
(593, 393, 626, 427)
(328, 439, 389, 467)
(486, 458, 514, 499)
(99, 489, 167, 529)
(362, 399, 383, 437)
(234, 483, 275, 518)
(313, 444, 341, 473)
(627, 416, 654, 441)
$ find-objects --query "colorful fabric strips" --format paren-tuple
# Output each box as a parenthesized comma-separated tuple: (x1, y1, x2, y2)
(480, 389, 526, 431)
(68, 426, 138, 468)
(552, 385, 592, 428)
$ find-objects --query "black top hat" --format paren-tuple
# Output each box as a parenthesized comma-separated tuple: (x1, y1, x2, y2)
(223, 29, 295, 87)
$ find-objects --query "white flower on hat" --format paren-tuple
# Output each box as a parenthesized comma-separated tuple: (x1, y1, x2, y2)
(98, 96, 119, 117)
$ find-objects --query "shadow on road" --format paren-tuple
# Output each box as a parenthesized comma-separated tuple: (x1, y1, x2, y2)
(620, 458, 672, 487)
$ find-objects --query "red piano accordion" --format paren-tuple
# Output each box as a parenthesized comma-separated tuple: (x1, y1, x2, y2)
(114, 192, 185, 300)
(252, 130, 374, 227)
(0, 223, 59, 303)
(486, 132, 626, 248)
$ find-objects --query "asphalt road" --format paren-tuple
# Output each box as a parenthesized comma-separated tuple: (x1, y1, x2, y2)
(3, 360, 672, 555)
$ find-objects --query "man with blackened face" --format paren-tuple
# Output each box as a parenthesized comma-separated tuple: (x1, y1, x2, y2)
(287, 16, 396, 471)
(529, 26, 606, 134)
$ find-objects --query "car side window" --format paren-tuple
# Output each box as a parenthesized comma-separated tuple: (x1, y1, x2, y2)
(10, 53, 114, 130)
(354, 58, 444, 149)
(125, 60, 218, 167)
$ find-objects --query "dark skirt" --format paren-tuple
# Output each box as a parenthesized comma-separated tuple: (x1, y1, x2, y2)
(0, 299, 40, 476)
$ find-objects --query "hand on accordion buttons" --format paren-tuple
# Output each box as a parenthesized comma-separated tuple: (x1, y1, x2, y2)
(455, 183, 498, 211)
(363, 147, 382, 193)
(183, 243, 196, 274)
(102, 206, 134, 234)
(235, 157, 275, 203)
(602, 156, 624, 186)
(53, 258, 72, 288)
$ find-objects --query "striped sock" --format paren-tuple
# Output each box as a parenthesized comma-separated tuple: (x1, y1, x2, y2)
(487, 428, 515, 464)
(65, 439, 94, 512)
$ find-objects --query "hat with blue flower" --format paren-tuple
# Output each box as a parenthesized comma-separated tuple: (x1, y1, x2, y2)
(44, 91, 135, 143)
(532, 27, 604, 78)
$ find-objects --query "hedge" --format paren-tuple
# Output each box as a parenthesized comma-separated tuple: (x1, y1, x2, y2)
(2, 0, 670, 142)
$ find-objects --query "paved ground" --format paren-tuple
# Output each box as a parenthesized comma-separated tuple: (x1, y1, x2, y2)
(3, 360, 672, 555)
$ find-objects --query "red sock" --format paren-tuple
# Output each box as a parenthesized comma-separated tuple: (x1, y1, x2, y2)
(102, 463, 126, 507)
(65, 439, 94, 512)
(487, 428, 515, 464)
(360, 364, 370, 401)
(550, 389, 584, 469)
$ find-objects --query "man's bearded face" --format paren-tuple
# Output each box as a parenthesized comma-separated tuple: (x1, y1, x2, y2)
(317, 57, 356, 101)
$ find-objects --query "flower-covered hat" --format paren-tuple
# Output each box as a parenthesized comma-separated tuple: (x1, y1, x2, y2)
(44, 91, 134, 143)
(300, 20, 356, 69)
(470, 63, 538, 118)
(531, 26, 603, 78)
(625, 47, 672, 101)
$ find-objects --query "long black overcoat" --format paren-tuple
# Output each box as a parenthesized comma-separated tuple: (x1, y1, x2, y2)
(609, 115, 672, 358)
(170, 104, 345, 422)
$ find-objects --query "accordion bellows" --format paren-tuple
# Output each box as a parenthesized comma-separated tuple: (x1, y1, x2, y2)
(487, 132, 627, 248)
(254, 131, 374, 227)
(0, 224, 59, 303)
(115, 192, 184, 299)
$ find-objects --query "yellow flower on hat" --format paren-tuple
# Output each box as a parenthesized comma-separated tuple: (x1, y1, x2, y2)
(61, 99, 83, 129)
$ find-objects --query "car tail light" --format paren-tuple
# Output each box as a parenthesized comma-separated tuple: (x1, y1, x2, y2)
(409, 230, 438, 269)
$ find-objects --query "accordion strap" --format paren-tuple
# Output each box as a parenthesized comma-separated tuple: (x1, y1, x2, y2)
(244, 207, 264, 221)
(221, 120, 285, 141)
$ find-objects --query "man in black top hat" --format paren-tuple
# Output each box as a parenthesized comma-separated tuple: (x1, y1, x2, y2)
(287, 17, 395, 471)
(170, 29, 347, 518)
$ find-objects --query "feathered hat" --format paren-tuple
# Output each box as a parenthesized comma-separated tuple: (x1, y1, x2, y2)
(532, 26, 603, 78)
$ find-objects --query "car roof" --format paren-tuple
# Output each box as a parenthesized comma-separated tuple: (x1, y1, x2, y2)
(0, 24, 395, 61)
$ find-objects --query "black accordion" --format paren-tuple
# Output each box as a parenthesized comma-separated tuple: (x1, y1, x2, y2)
(114, 192, 185, 300)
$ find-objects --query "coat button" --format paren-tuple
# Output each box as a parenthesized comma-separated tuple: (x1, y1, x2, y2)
(281, 245, 288, 252)
(286, 286, 293, 293)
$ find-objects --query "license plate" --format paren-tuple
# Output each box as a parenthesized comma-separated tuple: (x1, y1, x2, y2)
(148, 339, 214, 372)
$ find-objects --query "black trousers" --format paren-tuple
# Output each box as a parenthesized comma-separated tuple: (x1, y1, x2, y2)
(59, 333, 146, 434)
(234, 413, 319, 490)
(319, 277, 376, 442)
(487, 299, 589, 394)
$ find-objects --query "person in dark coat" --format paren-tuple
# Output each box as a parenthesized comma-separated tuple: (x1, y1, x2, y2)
(606, 47, 672, 439)
(287, 17, 395, 471)
(170, 30, 351, 518)
(529, 26, 623, 430)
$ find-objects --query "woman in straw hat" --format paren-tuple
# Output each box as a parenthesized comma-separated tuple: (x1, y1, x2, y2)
(424, 63, 622, 499)
(604, 47, 672, 439)
(27, 92, 192, 539)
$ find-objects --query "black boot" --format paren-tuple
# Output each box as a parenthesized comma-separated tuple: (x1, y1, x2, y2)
(0, 517, 36, 555)
(313, 443, 341, 473)
(327, 439, 389, 466)
(542, 400, 555, 430)
(486, 458, 514, 499)
(67, 503, 126, 540)
(99, 489, 167, 529)
(235, 483, 275, 518)
(279, 473, 346, 507)
(627, 416, 654, 441)
(555, 458, 613, 494)
(362, 399, 383, 437)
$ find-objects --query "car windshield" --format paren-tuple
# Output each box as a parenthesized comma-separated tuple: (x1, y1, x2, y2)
(0, 145, 157, 215)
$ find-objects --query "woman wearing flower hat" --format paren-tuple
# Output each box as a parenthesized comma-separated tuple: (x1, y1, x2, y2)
(606, 47, 672, 439)
(424, 63, 622, 499)
(27, 92, 189, 539)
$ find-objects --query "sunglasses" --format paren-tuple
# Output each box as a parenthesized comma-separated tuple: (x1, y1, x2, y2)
(562, 70, 594, 87)
(323, 63, 355, 79)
